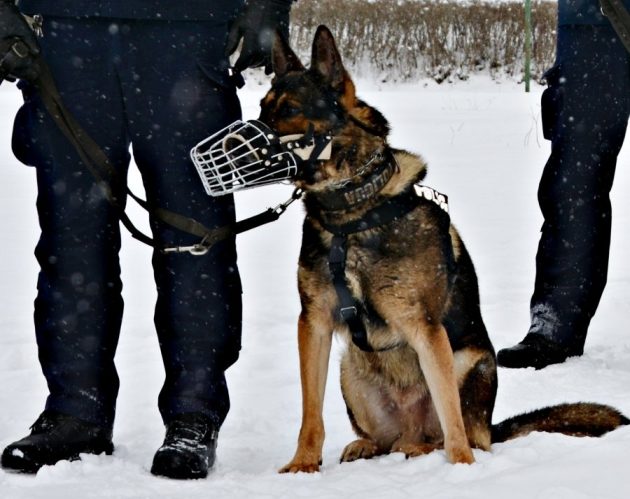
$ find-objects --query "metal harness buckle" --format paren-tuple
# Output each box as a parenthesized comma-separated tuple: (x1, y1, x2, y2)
(340, 306, 358, 320)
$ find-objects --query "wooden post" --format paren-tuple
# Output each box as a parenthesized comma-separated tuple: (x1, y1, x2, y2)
(524, 0, 532, 92)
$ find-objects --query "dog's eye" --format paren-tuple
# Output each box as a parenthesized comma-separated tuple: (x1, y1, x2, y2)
(278, 102, 302, 118)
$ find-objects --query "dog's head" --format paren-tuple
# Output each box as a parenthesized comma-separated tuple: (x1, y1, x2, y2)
(259, 25, 390, 190)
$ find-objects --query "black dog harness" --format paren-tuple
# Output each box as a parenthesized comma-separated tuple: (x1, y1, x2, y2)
(315, 172, 450, 353)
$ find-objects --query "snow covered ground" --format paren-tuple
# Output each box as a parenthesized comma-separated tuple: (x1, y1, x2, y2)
(1, 76, 629, 499)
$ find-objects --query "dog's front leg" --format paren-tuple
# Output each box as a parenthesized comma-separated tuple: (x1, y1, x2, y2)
(279, 310, 333, 473)
(405, 320, 475, 464)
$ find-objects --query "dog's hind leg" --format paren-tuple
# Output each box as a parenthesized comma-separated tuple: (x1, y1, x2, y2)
(339, 357, 402, 462)
(391, 442, 440, 459)
(340, 438, 382, 463)
(455, 349, 497, 451)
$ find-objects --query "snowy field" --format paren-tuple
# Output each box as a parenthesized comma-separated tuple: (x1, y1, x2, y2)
(0, 76, 629, 499)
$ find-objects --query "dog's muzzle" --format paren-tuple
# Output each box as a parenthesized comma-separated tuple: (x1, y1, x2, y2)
(190, 119, 331, 196)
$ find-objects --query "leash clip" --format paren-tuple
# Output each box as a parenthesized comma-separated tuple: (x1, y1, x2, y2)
(162, 243, 210, 256)
(163, 235, 211, 256)
(272, 188, 303, 215)
(32, 15, 44, 38)
(21, 13, 44, 38)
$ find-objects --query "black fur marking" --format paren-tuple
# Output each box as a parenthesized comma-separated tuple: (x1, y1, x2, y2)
(491, 403, 629, 443)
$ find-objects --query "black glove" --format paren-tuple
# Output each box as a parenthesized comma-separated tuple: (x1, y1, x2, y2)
(226, 0, 293, 75)
(0, 0, 40, 84)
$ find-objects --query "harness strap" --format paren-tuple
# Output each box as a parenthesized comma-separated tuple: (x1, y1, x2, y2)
(328, 235, 374, 352)
(322, 187, 446, 352)
(319, 187, 423, 235)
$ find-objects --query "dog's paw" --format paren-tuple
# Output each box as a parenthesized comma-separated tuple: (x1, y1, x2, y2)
(340, 438, 380, 463)
(279, 458, 322, 474)
(446, 445, 475, 465)
(392, 442, 438, 459)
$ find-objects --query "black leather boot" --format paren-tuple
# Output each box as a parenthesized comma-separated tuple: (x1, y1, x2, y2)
(151, 412, 218, 479)
(497, 333, 584, 369)
(1, 411, 114, 473)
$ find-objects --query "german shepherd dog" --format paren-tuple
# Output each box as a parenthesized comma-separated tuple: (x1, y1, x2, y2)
(258, 26, 629, 473)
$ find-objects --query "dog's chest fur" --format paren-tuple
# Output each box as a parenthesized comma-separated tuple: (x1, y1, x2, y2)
(298, 151, 456, 361)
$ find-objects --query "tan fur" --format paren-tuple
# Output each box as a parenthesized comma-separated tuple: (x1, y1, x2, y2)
(381, 151, 427, 197)
(270, 25, 627, 474)
(449, 225, 463, 260)
(274, 24, 478, 468)
(280, 158, 476, 471)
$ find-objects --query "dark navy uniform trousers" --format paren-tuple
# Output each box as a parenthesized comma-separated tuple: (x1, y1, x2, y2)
(532, 24, 630, 345)
(12, 17, 242, 428)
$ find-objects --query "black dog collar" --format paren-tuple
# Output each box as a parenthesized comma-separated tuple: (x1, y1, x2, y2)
(312, 151, 399, 212)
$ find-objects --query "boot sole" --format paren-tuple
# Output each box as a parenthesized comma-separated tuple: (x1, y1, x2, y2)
(1, 441, 114, 474)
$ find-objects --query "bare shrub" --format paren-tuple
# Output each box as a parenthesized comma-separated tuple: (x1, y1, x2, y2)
(290, 0, 556, 83)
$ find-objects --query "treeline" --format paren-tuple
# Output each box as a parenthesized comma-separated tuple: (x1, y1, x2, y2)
(289, 0, 556, 83)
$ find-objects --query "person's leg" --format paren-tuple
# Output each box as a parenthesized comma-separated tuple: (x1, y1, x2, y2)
(533, 25, 629, 344)
(2, 17, 131, 471)
(116, 19, 242, 478)
(498, 25, 630, 369)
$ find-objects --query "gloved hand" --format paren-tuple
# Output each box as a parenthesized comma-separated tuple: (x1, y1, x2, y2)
(226, 0, 294, 75)
(0, 0, 41, 83)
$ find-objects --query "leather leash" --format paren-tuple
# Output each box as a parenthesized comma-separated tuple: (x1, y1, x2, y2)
(27, 52, 299, 255)
(601, 0, 630, 52)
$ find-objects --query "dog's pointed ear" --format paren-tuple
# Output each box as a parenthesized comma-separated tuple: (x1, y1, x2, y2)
(272, 31, 304, 78)
(311, 25, 348, 92)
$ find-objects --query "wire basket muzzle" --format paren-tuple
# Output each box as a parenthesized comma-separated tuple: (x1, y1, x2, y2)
(190, 120, 298, 196)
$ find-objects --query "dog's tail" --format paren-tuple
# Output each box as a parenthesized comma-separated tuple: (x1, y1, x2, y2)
(491, 402, 629, 443)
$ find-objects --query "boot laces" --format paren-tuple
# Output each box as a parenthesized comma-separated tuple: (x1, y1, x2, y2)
(162, 414, 216, 453)
(29, 411, 68, 434)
